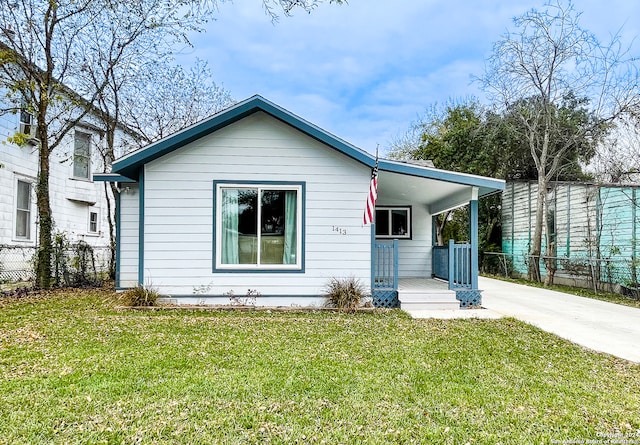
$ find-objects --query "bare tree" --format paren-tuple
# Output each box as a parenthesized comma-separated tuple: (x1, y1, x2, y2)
(590, 116, 640, 183)
(0, 0, 109, 288)
(478, 0, 640, 284)
(1, 0, 343, 287)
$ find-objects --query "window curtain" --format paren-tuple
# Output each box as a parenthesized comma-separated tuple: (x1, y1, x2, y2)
(283, 190, 297, 264)
(221, 189, 239, 264)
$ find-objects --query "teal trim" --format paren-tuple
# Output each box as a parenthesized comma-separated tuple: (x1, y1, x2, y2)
(93, 173, 137, 183)
(138, 167, 145, 286)
(115, 190, 121, 289)
(469, 199, 479, 290)
(110, 95, 504, 196)
(212, 180, 306, 273)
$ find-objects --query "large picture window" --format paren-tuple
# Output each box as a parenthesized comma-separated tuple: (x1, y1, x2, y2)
(215, 183, 303, 270)
(375, 206, 411, 239)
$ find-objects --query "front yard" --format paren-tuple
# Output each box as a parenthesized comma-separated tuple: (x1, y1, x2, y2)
(1, 289, 639, 444)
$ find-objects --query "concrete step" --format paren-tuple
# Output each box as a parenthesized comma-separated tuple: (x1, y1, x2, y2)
(399, 291, 460, 311)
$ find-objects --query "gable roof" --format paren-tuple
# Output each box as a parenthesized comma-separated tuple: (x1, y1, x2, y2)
(107, 95, 504, 196)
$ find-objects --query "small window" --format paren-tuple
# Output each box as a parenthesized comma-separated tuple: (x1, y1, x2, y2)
(89, 211, 98, 233)
(375, 206, 411, 239)
(73, 131, 91, 179)
(215, 183, 303, 270)
(15, 180, 32, 239)
(19, 108, 33, 135)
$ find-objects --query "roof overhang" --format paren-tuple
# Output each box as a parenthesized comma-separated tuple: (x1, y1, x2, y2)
(93, 173, 137, 183)
(104, 94, 505, 202)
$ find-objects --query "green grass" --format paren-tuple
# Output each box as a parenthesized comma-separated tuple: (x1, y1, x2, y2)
(486, 274, 640, 309)
(1, 289, 639, 444)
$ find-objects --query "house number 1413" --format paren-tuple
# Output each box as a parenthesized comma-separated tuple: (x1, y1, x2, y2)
(332, 226, 347, 235)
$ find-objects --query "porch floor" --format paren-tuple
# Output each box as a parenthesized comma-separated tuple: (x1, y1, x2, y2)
(398, 278, 450, 292)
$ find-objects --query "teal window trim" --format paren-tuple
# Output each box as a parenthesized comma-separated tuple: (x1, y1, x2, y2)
(212, 180, 305, 273)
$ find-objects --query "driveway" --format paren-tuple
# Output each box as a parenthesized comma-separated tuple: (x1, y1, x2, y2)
(479, 276, 640, 363)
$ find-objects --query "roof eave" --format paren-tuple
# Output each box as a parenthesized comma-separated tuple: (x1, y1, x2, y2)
(379, 160, 505, 195)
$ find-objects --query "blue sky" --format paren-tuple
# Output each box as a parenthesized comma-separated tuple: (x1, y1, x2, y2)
(179, 0, 640, 155)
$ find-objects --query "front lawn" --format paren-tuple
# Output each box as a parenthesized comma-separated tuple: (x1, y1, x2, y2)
(1, 289, 639, 444)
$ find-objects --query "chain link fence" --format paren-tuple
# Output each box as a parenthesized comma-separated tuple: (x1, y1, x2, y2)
(482, 251, 640, 298)
(0, 243, 112, 288)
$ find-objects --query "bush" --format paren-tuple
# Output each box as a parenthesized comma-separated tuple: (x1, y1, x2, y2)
(121, 285, 159, 307)
(324, 277, 367, 311)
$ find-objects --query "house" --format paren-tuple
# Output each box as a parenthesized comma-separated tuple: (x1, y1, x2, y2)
(96, 95, 504, 308)
(501, 180, 640, 291)
(0, 95, 131, 281)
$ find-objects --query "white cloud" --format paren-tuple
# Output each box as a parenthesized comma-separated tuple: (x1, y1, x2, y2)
(177, 0, 640, 154)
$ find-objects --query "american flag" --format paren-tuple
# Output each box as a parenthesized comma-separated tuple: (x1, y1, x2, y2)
(363, 154, 378, 225)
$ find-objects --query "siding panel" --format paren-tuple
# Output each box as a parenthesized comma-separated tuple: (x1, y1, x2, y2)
(141, 112, 372, 296)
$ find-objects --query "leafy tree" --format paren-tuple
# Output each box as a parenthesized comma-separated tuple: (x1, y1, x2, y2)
(389, 100, 506, 252)
(478, 1, 639, 284)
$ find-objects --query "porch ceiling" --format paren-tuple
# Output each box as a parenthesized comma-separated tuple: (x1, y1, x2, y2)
(377, 170, 484, 215)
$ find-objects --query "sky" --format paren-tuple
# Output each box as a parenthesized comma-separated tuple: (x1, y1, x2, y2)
(177, 0, 640, 155)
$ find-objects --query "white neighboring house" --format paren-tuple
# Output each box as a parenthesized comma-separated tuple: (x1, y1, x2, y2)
(0, 96, 132, 280)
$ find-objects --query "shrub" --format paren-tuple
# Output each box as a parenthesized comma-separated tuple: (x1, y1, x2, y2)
(121, 285, 159, 307)
(324, 277, 367, 311)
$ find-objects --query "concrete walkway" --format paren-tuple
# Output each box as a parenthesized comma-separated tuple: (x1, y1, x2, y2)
(479, 276, 640, 363)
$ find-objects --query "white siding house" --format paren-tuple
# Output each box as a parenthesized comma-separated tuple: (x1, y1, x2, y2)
(0, 94, 133, 281)
(98, 96, 504, 307)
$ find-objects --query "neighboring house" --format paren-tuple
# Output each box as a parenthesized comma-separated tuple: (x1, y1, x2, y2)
(0, 97, 130, 281)
(501, 180, 640, 291)
(96, 95, 504, 308)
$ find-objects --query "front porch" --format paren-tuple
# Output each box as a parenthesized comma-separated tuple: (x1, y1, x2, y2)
(372, 239, 482, 309)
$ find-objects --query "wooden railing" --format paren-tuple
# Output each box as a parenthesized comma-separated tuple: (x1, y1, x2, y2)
(373, 240, 398, 289)
(432, 240, 473, 290)
(448, 240, 472, 290)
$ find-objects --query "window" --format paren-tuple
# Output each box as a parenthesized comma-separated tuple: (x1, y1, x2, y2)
(215, 183, 303, 270)
(19, 107, 33, 135)
(375, 206, 411, 239)
(15, 180, 32, 239)
(73, 131, 91, 179)
(89, 211, 98, 233)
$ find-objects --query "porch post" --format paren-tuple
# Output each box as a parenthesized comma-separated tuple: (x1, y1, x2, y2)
(370, 223, 375, 294)
(469, 187, 479, 290)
